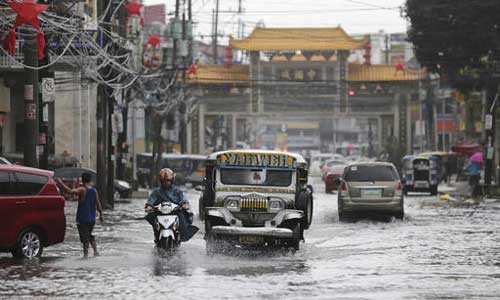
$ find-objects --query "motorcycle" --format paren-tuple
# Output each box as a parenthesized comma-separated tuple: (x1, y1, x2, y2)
(147, 202, 182, 252)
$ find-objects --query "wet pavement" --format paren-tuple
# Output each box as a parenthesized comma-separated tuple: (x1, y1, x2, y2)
(2, 179, 500, 299)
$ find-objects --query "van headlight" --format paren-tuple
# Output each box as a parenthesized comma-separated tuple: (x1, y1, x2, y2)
(224, 198, 240, 212)
(268, 198, 285, 212)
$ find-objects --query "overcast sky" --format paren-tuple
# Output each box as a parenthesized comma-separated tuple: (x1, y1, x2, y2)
(144, 0, 408, 43)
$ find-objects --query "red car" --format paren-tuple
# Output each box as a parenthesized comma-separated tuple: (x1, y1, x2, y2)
(0, 165, 66, 258)
(324, 164, 347, 193)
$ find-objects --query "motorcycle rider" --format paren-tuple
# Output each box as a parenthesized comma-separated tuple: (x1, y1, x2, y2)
(145, 168, 197, 244)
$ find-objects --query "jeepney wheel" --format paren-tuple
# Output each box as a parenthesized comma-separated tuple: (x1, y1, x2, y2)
(287, 223, 301, 252)
(338, 197, 349, 222)
(296, 192, 313, 229)
(205, 219, 221, 255)
(198, 195, 205, 221)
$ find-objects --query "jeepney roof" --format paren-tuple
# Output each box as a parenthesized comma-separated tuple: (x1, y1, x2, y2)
(208, 149, 307, 164)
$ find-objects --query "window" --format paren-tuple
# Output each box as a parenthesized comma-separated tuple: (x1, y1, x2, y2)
(0, 171, 15, 195)
(345, 165, 397, 182)
(14, 172, 48, 195)
(220, 168, 292, 187)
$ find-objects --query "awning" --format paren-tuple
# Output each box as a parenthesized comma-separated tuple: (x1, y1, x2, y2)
(451, 143, 482, 156)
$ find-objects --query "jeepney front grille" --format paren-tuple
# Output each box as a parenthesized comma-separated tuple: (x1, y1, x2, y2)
(240, 197, 268, 212)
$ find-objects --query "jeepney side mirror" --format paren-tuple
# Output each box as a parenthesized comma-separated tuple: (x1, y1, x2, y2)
(194, 185, 205, 192)
(307, 184, 314, 193)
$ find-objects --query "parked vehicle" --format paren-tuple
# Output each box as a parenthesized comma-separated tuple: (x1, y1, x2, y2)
(337, 162, 404, 221)
(324, 164, 348, 193)
(309, 153, 345, 177)
(401, 156, 439, 195)
(54, 167, 132, 200)
(136, 153, 207, 188)
(0, 165, 66, 258)
(199, 150, 313, 252)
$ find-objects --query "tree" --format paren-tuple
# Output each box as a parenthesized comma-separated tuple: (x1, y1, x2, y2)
(405, 0, 500, 90)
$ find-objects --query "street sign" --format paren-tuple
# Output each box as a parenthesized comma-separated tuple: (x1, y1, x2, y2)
(485, 114, 493, 130)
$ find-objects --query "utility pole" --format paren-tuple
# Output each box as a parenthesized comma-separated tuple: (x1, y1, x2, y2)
(23, 28, 39, 168)
(179, 1, 188, 153)
(368, 119, 373, 158)
(237, 0, 243, 62)
(484, 78, 497, 187)
(97, 0, 111, 208)
(212, 0, 220, 64)
(116, 4, 128, 180)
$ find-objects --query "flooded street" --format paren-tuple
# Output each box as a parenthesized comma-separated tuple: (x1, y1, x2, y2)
(2, 181, 500, 300)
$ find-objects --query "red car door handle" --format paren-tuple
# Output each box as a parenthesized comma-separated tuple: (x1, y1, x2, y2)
(16, 201, 27, 204)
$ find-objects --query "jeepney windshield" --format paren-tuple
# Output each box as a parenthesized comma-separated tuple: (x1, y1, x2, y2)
(220, 168, 293, 187)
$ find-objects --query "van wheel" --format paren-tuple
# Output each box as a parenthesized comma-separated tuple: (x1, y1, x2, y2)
(12, 228, 43, 259)
(395, 202, 405, 220)
(338, 211, 350, 222)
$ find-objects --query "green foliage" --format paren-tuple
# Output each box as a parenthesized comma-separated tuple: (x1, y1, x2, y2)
(405, 0, 500, 90)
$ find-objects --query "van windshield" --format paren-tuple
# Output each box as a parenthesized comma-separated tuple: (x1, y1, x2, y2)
(220, 168, 292, 186)
(345, 165, 397, 182)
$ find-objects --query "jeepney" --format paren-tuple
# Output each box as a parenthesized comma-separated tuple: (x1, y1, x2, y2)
(200, 150, 313, 252)
(401, 155, 439, 195)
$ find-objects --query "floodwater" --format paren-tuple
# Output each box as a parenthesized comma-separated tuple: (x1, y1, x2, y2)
(2, 180, 500, 300)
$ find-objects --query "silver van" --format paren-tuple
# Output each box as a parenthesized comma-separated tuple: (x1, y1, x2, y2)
(337, 162, 404, 221)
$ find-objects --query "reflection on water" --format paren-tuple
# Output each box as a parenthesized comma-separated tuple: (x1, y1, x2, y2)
(205, 261, 308, 277)
(150, 253, 192, 277)
(0, 257, 61, 281)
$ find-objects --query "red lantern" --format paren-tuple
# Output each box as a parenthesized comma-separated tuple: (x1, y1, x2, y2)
(142, 34, 161, 70)
(187, 64, 198, 76)
(144, 34, 161, 49)
(125, 0, 144, 28)
(394, 63, 405, 75)
(6, 0, 48, 59)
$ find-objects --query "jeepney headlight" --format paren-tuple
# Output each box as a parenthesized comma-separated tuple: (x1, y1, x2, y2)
(224, 199, 240, 212)
(268, 198, 285, 212)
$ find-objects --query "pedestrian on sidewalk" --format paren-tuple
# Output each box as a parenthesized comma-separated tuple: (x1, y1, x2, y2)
(58, 173, 104, 258)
